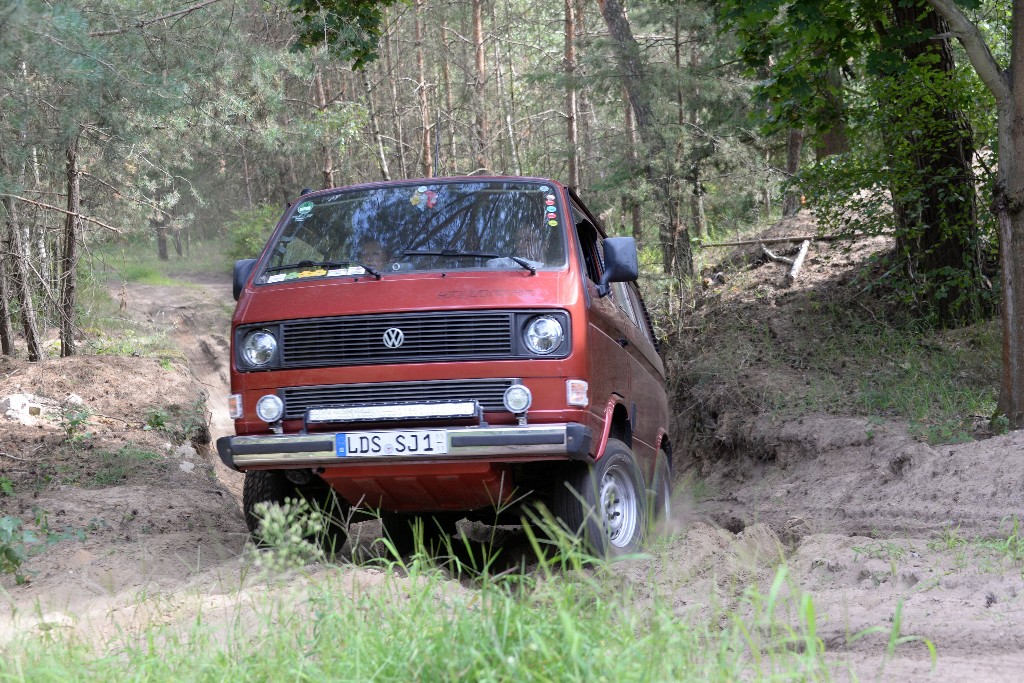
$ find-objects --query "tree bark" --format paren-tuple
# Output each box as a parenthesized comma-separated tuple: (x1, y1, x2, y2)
(782, 128, 805, 216)
(472, 0, 490, 173)
(598, 0, 691, 275)
(382, 21, 407, 179)
(362, 69, 392, 181)
(2, 195, 42, 362)
(926, 0, 1023, 425)
(59, 140, 81, 357)
(888, 1, 983, 326)
(565, 0, 580, 190)
(414, 0, 433, 178)
(0, 243, 14, 356)
(314, 68, 336, 188)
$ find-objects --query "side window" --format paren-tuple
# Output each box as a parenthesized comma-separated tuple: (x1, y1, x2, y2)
(627, 283, 660, 351)
(611, 281, 640, 327)
(572, 202, 603, 284)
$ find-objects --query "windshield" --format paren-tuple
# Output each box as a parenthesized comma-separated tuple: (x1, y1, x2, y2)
(257, 180, 568, 283)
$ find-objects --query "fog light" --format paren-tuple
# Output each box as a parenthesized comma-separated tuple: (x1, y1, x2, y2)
(255, 394, 284, 423)
(502, 384, 532, 413)
(566, 379, 589, 407)
(228, 393, 243, 419)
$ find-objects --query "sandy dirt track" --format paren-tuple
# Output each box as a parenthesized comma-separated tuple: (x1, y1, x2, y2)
(1, 272, 1023, 680)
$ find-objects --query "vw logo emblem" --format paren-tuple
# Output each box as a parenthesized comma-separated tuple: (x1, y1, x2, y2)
(382, 327, 405, 349)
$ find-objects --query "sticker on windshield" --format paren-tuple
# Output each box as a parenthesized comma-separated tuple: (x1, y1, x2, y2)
(411, 186, 438, 211)
(548, 219, 558, 227)
(298, 268, 327, 278)
(297, 201, 313, 215)
(540, 185, 549, 192)
(267, 273, 286, 283)
(546, 194, 555, 201)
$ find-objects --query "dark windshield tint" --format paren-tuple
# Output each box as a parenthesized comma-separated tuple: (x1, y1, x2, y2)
(259, 180, 567, 283)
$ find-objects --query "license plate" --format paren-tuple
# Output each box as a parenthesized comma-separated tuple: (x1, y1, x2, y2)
(335, 430, 448, 457)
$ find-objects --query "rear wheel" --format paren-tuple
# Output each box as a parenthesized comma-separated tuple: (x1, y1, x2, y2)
(552, 439, 647, 557)
(242, 470, 350, 552)
(651, 449, 673, 526)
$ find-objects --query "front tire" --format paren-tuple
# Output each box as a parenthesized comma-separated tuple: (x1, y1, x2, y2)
(553, 439, 647, 557)
(242, 470, 349, 551)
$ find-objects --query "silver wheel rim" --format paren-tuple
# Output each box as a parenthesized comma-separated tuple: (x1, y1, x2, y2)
(659, 476, 671, 520)
(600, 462, 640, 548)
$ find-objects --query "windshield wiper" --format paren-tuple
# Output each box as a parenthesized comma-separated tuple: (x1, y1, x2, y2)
(402, 249, 536, 275)
(263, 260, 382, 280)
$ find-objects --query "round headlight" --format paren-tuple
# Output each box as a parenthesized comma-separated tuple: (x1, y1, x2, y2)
(524, 316, 564, 355)
(242, 329, 277, 367)
(503, 384, 533, 413)
(256, 394, 285, 423)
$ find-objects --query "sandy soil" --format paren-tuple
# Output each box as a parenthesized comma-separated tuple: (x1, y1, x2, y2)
(1, 259, 1023, 680)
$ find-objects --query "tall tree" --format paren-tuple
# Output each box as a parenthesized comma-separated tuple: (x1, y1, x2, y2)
(926, 0, 1024, 426)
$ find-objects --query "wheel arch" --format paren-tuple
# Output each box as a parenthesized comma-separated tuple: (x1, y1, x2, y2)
(594, 395, 632, 460)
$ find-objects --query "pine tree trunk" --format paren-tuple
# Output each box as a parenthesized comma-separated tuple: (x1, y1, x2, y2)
(59, 141, 81, 357)
(383, 24, 408, 179)
(314, 69, 336, 188)
(782, 128, 805, 216)
(2, 196, 42, 361)
(362, 69, 392, 181)
(415, 0, 433, 178)
(565, 0, 580, 190)
(472, 0, 490, 173)
(440, 19, 457, 174)
(598, 0, 692, 275)
(813, 67, 850, 160)
(0, 245, 14, 356)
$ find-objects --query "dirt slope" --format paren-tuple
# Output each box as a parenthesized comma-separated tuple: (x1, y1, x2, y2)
(2, 266, 1023, 679)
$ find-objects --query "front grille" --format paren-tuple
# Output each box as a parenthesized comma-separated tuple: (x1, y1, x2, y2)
(280, 311, 513, 367)
(281, 378, 517, 420)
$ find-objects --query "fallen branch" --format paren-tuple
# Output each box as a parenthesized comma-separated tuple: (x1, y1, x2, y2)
(697, 233, 883, 248)
(760, 244, 794, 266)
(0, 194, 122, 234)
(783, 240, 811, 287)
(0, 451, 28, 461)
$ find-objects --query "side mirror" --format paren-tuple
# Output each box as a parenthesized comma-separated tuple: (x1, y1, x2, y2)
(233, 259, 257, 301)
(597, 237, 639, 297)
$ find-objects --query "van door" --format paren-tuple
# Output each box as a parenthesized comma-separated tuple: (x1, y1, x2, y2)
(571, 203, 632, 430)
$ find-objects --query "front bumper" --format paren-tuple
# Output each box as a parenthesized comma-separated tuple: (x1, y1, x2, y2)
(216, 422, 592, 471)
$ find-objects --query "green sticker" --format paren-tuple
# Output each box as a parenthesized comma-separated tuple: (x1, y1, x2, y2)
(548, 220, 558, 227)
(297, 201, 313, 215)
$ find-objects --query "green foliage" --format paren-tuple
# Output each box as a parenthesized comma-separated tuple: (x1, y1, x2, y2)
(1, 511, 84, 585)
(0, 515, 35, 584)
(90, 447, 162, 487)
(0, 476, 13, 497)
(251, 498, 325, 573)
(289, 0, 406, 69)
(61, 404, 93, 444)
(226, 204, 283, 261)
(144, 407, 168, 431)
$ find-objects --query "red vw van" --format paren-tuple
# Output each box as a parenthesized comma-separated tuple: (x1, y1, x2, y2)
(217, 177, 672, 556)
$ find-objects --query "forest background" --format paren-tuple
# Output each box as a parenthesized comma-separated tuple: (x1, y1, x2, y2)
(0, 0, 1019, 423)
